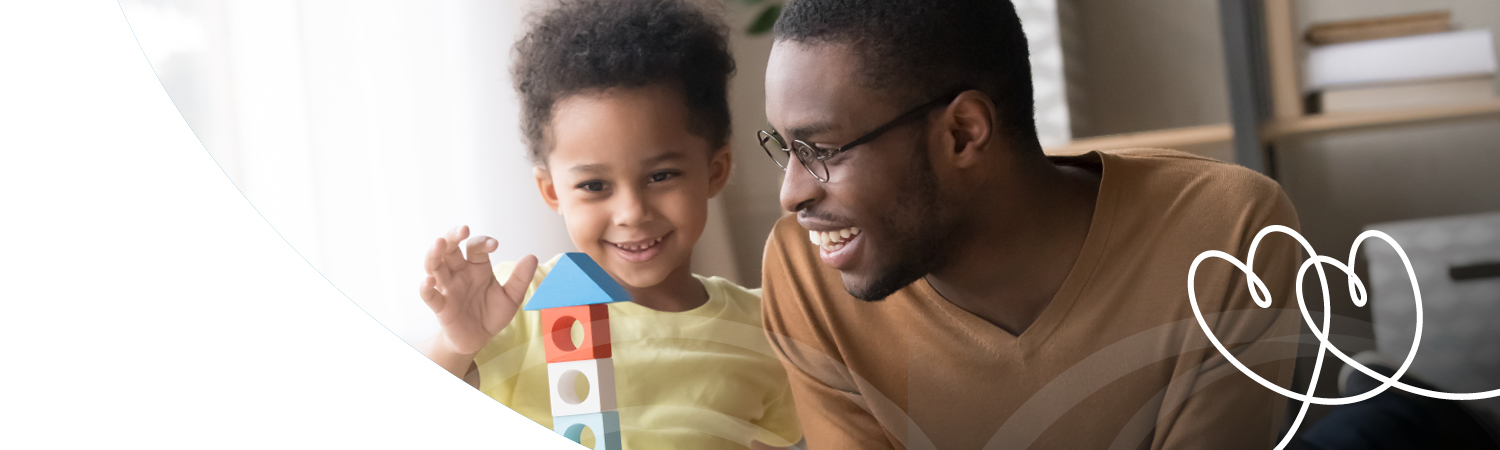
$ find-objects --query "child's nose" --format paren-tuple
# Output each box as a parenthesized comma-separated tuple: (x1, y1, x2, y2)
(612, 187, 653, 227)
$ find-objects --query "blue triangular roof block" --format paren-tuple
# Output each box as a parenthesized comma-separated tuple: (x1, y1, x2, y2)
(523, 252, 633, 310)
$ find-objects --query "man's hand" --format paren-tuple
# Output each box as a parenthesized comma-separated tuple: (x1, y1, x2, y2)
(419, 225, 538, 357)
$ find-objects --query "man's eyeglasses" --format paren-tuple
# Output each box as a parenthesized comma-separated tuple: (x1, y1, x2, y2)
(758, 89, 965, 183)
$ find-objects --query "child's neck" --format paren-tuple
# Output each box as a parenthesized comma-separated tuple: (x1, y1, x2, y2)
(626, 260, 709, 313)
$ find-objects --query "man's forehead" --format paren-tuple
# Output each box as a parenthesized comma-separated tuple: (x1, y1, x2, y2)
(764, 41, 882, 140)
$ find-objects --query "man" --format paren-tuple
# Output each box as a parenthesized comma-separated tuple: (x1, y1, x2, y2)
(756, 1, 1304, 449)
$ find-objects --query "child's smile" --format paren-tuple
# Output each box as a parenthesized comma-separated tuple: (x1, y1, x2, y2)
(604, 230, 673, 262)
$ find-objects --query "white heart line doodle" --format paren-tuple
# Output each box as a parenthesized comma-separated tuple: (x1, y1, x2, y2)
(1188, 225, 1500, 450)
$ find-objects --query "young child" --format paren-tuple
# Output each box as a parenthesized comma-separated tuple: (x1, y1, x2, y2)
(416, 1, 800, 449)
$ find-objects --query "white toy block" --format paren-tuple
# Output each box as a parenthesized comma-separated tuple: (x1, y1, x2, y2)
(547, 357, 616, 417)
(552, 411, 621, 450)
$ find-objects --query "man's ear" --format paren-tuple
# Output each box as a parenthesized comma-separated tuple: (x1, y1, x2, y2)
(944, 90, 996, 169)
(706, 145, 733, 197)
(534, 166, 561, 213)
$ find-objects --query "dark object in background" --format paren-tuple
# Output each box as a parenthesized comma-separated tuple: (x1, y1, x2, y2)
(1364, 212, 1500, 422)
(1451, 261, 1500, 282)
(1291, 354, 1500, 450)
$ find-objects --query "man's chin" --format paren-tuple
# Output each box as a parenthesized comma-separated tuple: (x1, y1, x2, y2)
(840, 269, 923, 302)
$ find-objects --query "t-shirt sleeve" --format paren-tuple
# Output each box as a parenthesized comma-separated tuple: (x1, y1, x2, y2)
(1153, 178, 1304, 450)
(761, 217, 898, 450)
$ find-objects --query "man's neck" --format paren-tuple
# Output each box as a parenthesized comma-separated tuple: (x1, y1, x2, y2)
(925, 155, 1101, 336)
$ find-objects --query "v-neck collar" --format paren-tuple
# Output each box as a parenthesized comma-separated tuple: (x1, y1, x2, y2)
(912, 151, 1119, 359)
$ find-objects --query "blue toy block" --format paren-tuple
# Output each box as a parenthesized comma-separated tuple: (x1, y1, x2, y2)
(552, 411, 622, 450)
(523, 252, 633, 311)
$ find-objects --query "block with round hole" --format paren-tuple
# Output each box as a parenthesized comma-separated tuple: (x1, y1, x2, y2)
(547, 357, 616, 417)
(540, 304, 611, 363)
(552, 411, 621, 450)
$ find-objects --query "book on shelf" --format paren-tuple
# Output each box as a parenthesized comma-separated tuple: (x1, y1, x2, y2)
(1305, 11, 1451, 46)
(1305, 29, 1498, 90)
(1306, 75, 1497, 114)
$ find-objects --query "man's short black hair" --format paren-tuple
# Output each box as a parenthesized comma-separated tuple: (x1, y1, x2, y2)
(513, 0, 735, 165)
(773, 0, 1039, 151)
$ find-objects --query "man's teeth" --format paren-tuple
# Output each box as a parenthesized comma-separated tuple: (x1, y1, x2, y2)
(617, 235, 665, 251)
(808, 227, 860, 249)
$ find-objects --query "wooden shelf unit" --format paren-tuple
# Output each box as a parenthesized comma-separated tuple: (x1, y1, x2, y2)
(1044, 124, 1232, 155)
(1045, 100, 1500, 154)
(1042, 0, 1499, 157)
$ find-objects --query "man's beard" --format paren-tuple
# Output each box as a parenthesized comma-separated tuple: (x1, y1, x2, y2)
(845, 132, 958, 301)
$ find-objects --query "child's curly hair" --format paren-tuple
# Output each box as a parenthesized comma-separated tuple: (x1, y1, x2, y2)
(513, 0, 736, 166)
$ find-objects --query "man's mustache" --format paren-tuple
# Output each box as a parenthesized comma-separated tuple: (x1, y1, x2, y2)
(797, 209, 855, 225)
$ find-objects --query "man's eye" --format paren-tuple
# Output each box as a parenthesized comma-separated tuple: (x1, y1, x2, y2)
(812, 146, 840, 161)
(577, 181, 606, 192)
(649, 171, 679, 183)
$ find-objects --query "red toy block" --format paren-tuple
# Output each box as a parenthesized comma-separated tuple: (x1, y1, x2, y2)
(541, 304, 611, 363)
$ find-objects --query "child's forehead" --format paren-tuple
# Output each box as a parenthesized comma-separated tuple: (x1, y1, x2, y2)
(554, 149, 691, 174)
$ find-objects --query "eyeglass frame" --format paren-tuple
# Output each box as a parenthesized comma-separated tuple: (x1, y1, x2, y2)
(758, 88, 967, 183)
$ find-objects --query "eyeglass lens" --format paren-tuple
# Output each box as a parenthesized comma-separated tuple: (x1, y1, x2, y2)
(760, 131, 831, 182)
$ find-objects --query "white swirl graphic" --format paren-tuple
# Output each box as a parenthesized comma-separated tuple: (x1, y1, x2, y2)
(1188, 225, 1500, 450)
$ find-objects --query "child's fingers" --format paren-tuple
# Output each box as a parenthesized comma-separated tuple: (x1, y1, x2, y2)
(424, 238, 459, 289)
(464, 235, 497, 265)
(423, 239, 459, 291)
(500, 254, 539, 305)
(441, 226, 470, 272)
(443, 225, 470, 243)
(419, 276, 444, 313)
(423, 237, 446, 274)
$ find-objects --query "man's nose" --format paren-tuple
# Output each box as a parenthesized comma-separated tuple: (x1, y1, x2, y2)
(779, 156, 824, 213)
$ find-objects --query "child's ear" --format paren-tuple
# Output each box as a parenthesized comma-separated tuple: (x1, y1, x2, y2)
(534, 166, 561, 213)
(706, 145, 732, 198)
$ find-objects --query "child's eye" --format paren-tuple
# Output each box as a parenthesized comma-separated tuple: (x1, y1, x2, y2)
(576, 180, 607, 192)
(648, 170, 680, 183)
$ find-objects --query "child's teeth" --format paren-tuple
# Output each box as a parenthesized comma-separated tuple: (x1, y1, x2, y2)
(840, 229, 851, 238)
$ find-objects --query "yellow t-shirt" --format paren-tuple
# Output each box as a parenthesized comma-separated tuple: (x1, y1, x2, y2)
(475, 254, 802, 449)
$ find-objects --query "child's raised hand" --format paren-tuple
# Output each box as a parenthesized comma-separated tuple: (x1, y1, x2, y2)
(419, 225, 538, 356)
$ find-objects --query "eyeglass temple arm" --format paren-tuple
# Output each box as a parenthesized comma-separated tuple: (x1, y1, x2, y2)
(838, 91, 965, 152)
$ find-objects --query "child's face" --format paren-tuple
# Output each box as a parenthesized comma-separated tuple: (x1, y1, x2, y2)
(535, 85, 731, 289)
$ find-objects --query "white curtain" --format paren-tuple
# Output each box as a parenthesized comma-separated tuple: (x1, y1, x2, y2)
(119, 0, 740, 345)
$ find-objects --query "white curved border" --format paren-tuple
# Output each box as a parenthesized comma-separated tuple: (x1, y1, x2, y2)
(1188, 225, 1500, 449)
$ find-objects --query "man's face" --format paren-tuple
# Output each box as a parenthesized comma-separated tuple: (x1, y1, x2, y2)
(765, 41, 954, 301)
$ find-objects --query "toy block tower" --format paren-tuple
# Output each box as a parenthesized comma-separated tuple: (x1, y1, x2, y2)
(523, 252, 632, 450)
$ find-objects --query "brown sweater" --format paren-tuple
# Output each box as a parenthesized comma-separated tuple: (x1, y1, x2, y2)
(761, 149, 1303, 450)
